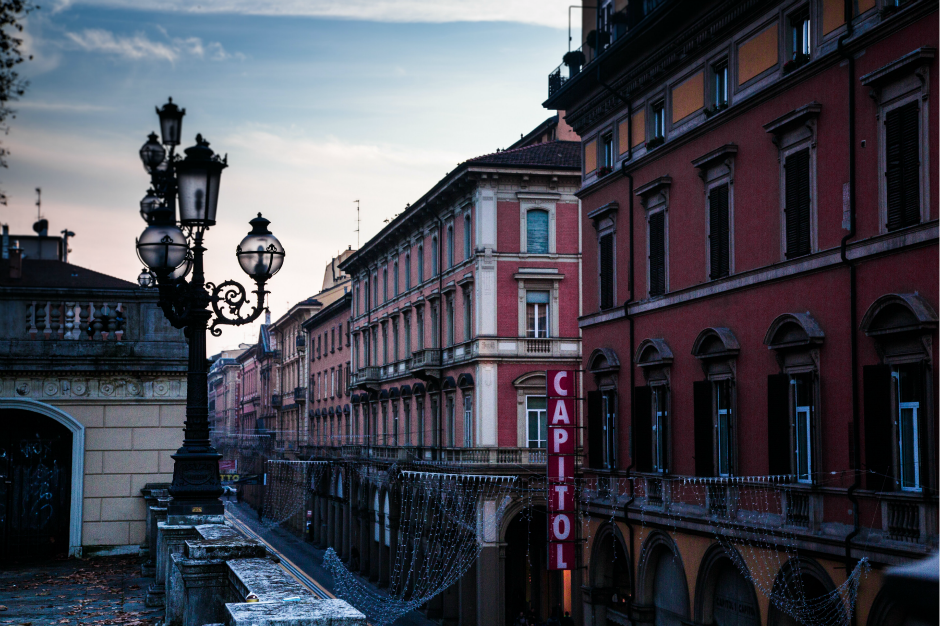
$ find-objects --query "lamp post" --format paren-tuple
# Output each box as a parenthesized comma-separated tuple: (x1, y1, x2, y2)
(136, 98, 286, 517)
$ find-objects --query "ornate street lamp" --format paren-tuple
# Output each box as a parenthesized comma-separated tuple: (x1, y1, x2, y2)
(135, 97, 286, 518)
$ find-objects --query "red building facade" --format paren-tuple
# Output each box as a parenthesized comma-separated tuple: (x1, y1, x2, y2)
(304, 123, 583, 625)
(546, 1, 937, 625)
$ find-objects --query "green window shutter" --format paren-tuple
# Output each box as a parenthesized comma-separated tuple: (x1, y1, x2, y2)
(599, 233, 614, 309)
(708, 184, 730, 279)
(886, 101, 920, 231)
(648, 212, 665, 296)
(694, 380, 714, 477)
(784, 148, 811, 258)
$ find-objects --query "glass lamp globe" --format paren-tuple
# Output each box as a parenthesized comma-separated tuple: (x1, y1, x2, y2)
(137, 268, 155, 288)
(139, 132, 166, 174)
(176, 134, 226, 227)
(166, 252, 193, 281)
(156, 97, 185, 147)
(139, 191, 163, 224)
(136, 224, 188, 272)
(236, 213, 285, 280)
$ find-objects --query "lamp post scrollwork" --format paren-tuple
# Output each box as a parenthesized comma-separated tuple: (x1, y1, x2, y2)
(135, 98, 286, 517)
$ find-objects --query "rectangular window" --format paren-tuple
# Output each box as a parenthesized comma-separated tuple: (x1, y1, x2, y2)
(383, 268, 388, 302)
(716, 380, 732, 477)
(331, 368, 336, 397)
(526, 290, 550, 338)
(404, 312, 411, 357)
(649, 211, 666, 296)
(416, 308, 424, 350)
(789, 7, 811, 59)
(652, 101, 665, 139)
(463, 292, 472, 341)
(708, 184, 730, 279)
(599, 233, 614, 309)
(446, 296, 455, 347)
(393, 262, 399, 296)
(464, 395, 473, 447)
(791, 374, 814, 483)
(382, 404, 388, 446)
(602, 132, 613, 168)
(894, 365, 922, 490)
(392, 318, 399, 361)
(446, 396, 455, 447)
(404, 400, 411, 446)
(331, 328, 335, 352)
(602, 391, 617, 469)
(405, 254, 412, 290)
(526, 396, 548, 448)
(712, 59, 728, 107)
(371, 329, 378, 367)
(885, 101, 921, 231)
(430, 302, 440, 349)
(382, 324, 388, 365)
(464, 215, 472, 260)
(784, 148, 811, 258)
(392, 402, 399, 447)
(432, 237, 439, 276)
(417, 246, 424, 282)
(416, 398, 425, 447)
(527, 209, 550, 254)
(652, 386, 668, 473)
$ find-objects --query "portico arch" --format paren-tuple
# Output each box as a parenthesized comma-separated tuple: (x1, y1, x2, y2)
(0, 398, 85, 557)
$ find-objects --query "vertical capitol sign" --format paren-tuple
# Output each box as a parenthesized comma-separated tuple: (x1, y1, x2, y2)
(546, 369, 576, 570)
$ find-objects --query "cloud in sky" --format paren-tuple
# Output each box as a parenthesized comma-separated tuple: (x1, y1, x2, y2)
(64, 28, 243, 62)
(60, 0, 572, 29)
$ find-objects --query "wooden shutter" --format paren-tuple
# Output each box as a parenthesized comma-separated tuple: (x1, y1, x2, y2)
(633, 386, 653, 472)
(708, 185, 730, 279)
(694, 381, 714, 477)
(885, 101, 920, 231)
(648, 212, 665, 296)
(863, 364, 893, 491)
(587, 391, 603, 469)
(784, 149, 811, 258)
(767, 374, 791, 475)
(599, 233, 614, 309)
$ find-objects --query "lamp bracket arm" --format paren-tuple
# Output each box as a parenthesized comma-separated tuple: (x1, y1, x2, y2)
(155, 281, 193, 329)
(206, 279, 268, 336)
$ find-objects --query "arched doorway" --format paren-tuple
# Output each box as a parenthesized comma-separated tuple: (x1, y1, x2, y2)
(767, 558, 844, 626)
(589, 524, 632, 625)
(0, 404, 80, 561)
(695, 545, 760, 626)
(638, 532, 690, 626)
(504, 506, 548, 625)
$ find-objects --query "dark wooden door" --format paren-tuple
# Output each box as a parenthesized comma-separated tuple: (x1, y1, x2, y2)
(0, 409, 72, 562)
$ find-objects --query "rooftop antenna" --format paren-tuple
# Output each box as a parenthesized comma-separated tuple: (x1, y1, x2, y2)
(354, 199, 360, 248)
(35, 187, 42, 221)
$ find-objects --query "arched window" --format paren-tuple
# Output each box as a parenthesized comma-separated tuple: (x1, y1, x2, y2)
(527, 209, 549, 253)
(446, 225, 454, 268)
(464, 214, 472, 260)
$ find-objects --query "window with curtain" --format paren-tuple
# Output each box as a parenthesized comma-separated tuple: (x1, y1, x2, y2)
(527, 209, 549, 253)
(526, 290, 550, 338)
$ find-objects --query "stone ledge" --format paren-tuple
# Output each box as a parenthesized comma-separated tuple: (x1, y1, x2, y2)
(226, 599, 367, 626)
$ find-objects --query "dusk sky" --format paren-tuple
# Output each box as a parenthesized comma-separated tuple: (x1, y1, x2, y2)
(3, 0, 580, 352)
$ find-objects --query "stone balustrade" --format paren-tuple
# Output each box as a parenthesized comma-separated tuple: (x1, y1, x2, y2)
(25, 301, 127, 340)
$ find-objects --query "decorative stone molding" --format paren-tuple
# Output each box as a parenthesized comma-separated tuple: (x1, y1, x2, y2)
(1, 375, 186, 400)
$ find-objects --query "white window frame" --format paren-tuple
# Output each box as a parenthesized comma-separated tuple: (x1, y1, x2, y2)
(518, 197, 558, 254)
(893, 368, 922, 491)
(526, 395, 548, 449)
(652, 384, 669, 473)
(525, 291, 551, 338)
(464, 394, 473, 448)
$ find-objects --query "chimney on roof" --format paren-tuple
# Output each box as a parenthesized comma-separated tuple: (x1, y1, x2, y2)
(9, 245, 22, 280)
(2, 224, 8, 260)
(265, 308, 271, 325)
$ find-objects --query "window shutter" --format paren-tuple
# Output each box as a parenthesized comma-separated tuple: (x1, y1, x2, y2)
(885, 102, 920, 231)
(587, 391, 603, 469)
(693, 381, 714, 477)
(648, 212, 665, 296)
(599, 233, 614, 309)
(633, 386, 653, 472)
(527, 210, 550, 254)
(863, 364, 893, 491)
(767, 374, 791, 475)
(784, 149, 811, 258)
(708, 185, 730, 279)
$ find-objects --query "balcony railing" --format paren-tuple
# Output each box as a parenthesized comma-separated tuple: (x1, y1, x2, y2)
(351, 366, 381, 388)
(294, 386, 306, 403)
(410, 348, 441, 370)
(271, 394, 282, 408)
(316, 445, 556, 467)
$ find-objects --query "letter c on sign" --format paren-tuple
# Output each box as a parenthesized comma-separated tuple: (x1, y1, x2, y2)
(553, 371, 568, 396)
(553, 514, 571, 540)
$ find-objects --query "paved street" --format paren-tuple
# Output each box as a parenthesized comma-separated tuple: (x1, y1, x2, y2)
(224, 500, 436, 626)
(0, 555, 162, 626)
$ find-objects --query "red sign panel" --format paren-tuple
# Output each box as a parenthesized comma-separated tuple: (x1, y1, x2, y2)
(548, 541, 575, 570)
(547, 370, 576, 571)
